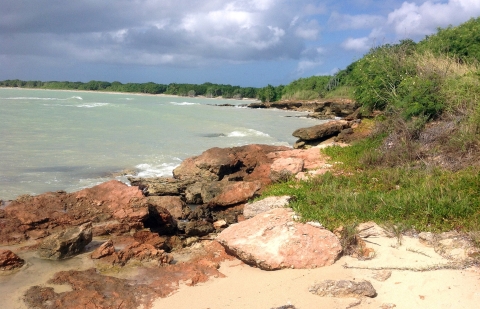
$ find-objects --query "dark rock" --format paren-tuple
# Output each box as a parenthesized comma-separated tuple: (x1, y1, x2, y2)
(144, 204, 176, 235)
(38, 222, 93, 260)
(187, 205, 212, 221)
(184, 221, 215, 236)
(292, 120, 352, 141)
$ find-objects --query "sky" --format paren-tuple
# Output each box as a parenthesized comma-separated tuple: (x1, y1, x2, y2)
(1, 0, 480, 87)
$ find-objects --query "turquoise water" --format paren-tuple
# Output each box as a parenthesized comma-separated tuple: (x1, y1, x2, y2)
(0, 88, 324, 200)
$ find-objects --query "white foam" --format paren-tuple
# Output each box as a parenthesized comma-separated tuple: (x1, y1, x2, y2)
(76, 103, 110, 108)
(5, 96, 82, 101)
(227, 129, 270, 138)
(169, 101, 199, 106)
(135, 162, 179, 178)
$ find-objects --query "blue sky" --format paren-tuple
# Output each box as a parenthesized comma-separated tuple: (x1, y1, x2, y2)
(1, 0, 480, 87)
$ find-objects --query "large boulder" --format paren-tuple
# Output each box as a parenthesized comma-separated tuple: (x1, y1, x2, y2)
(216, 208, 342, 270)
(0, 249, 25, 270)
(38, 222, 93, 260)
(1, 180, 148, 244)
(173, 144, 290, 184)
(292, 120, 352, 141)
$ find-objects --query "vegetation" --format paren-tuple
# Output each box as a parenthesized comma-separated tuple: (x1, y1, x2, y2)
(0, 79, 260, 99)
(261, 17, 480, 234)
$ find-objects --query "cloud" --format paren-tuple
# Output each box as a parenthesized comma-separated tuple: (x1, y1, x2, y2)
(341, 37, 371, 52)
(388, 0, 480, 37)
(0, 0, 322, 68)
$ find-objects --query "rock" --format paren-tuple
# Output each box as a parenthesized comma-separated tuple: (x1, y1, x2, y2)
(213, 220, 227, 230)
(185, 221, 215, 237)
(243, 196, 292, 219)
(38, 222, 93, 260)
(128, 176, 195, 196)
(91, 239, 115, 259)
(419, 231, 480, 261)
(372, 270, 392, 282)
(247, 99, 358, 117)
(206, 181, 262, 206)
(147, 195, 188, 219)
(173, 144, 290, 185)
(216, 208, 342, 270)
(187, 205, 212, 221)
(185, 182, 204, 204)
(24, 269, 157, 309)
(292, 120, 352, 141)
(357, 221, 388, 238)
(0, 250, 25, 270)
(1, 180, 149, 245)
(309, 279, 377, 298)
(117, 242, 172, 265)
(270, 157, 304, 182)
(133, 230, 168, 250)
(144, 204, 177, 235)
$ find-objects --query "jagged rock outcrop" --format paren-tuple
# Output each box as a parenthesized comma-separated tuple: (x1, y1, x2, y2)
(216, 208, 342, 270)
(38, 222, 93, 260)
(248, 99, 358, 118)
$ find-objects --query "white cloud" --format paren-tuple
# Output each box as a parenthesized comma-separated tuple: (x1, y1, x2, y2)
(388, 0, 480, 37)
(341, 37, 371, 52)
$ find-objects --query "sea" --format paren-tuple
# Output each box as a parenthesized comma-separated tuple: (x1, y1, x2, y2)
(0, 88, 325, 200)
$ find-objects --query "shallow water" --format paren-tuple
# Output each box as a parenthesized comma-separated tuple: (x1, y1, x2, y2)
(0, 88, 324, 200)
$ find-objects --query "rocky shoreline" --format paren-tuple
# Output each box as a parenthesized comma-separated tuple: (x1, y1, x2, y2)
(1, 107, 479, 309)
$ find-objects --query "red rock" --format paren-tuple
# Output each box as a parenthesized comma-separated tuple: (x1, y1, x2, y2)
(147, 195, 187, 219)
(1, 181, 148, 245)
(91, 239, 115, 259)
(268, 147, 328, 170)
(0, 249, 25, 270)
(133, 230, 167, 249)
(270, 157, 304, 182)
(216, 208, 342, 270)
(173, 144, 290, 184)
(208, 181, 262, 206)
(117, 242, 172, 265)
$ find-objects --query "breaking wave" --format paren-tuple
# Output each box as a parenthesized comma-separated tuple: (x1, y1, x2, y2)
(227, 129, 271, 138)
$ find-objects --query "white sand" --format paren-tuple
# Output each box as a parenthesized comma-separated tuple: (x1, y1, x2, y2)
(152, 236, 480, 309)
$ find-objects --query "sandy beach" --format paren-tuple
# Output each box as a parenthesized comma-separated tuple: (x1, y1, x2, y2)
(152, 235, 480, 309)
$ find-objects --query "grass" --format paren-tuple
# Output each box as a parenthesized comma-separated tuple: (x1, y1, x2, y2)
(261, 139, 480, 233)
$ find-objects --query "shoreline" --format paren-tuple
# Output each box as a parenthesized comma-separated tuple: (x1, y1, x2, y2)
(0, 86, 261, 103)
